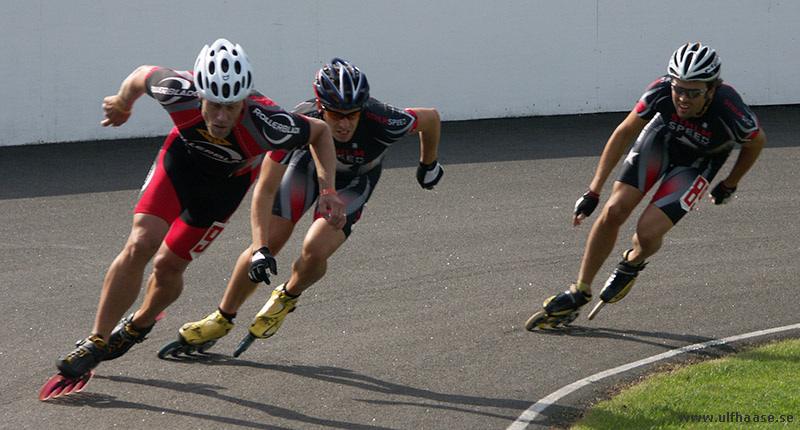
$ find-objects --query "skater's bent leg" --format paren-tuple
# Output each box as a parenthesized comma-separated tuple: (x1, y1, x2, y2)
(134, 245, 190, 328)
(577, 182, 644, 291)
(218, 216, 296, 314)
(266, 215, 296, 257)
(93, 214, 169, 339)
(628, 204, 674, 264)
(218, 248, 262, 314)
(284, 218, 347, 296)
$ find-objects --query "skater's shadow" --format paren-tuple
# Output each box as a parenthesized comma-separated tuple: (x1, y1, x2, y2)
(93, 357, 531, 424)
(236, 359, 531, 414)
(154, 351, 227, 362)
(86, 373, 395, 429)
(38, 390, 288, 429)
(528, 325, 737, 358)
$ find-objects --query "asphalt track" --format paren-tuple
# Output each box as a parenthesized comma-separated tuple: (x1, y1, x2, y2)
(1, 105, 798, 429)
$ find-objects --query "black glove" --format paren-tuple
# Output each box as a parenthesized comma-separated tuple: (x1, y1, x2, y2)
(248, 247, 277, 284)
(574, 190, 600, 217)
(709, 182, 737, 205)
(416, 160, 444, 189)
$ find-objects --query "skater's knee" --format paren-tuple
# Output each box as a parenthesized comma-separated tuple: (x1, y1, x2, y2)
(298, 238, 337, 270)
(147, 251, 188, 306)
(124, 230, 162, 264)
(598, 203, 632, 228)
(152, 250, 189, 280)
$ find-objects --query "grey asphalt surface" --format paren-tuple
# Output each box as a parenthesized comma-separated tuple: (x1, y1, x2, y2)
(1, 105, 798, 429)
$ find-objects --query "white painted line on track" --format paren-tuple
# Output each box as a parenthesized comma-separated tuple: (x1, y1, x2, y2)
(508, 322, 800, 430)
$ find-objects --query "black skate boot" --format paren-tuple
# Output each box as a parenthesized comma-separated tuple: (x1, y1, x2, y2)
(103, 313, 157, 361)
(587, 249, 647, 320)
(56, 334, 107, 378)
(525, 285, 592, 330)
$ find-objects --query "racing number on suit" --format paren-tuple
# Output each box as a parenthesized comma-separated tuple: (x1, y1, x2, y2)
(190, 221, 226, 259)
(680, 176, 708, 212)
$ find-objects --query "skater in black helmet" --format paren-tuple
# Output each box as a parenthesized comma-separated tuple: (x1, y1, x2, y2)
(159, 57, 444, 358)
(526, 42, 766, 329)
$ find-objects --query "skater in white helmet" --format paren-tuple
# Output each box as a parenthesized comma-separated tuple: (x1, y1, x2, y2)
(526, 42, 765, 329)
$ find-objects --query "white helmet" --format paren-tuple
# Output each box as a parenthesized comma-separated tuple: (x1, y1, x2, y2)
(668, 42, 721, 82)
(193, 38, 254, 103)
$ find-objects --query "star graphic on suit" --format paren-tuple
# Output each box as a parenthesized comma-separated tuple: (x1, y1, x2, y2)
(624, 150, 639, 165)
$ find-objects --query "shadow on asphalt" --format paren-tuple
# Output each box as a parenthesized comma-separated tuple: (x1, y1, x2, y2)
(44, 357, 535, 429)
(146, 354, 530, 419)
(527, 325, 757, 363)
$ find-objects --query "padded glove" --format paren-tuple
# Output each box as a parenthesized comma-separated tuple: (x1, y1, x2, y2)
(574, 190, 600, 217)
(416, 160, 444, 189)
(248, 247, 277, 284)
(709, 182, 736, 205)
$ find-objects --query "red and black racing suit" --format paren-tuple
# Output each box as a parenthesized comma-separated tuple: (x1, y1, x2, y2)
(136, 67, 312, 260)
(618, 75, 761, 223)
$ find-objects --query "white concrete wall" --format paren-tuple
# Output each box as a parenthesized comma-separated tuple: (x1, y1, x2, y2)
(2, 1, 798, 147)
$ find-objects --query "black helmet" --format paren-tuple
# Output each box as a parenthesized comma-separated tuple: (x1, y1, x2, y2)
(314, 58, 370, 110)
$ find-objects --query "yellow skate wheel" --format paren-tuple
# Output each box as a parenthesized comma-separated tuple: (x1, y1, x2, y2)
(525, 311, 549, 331)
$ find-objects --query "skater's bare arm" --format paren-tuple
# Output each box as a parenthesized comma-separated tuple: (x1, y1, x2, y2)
(717, 129, 766, 188)
(250, 157, 288, 251)
(306, 118, 345, 230)
(588, 109, 649, 194)
(573, 110, 647, 227)
(411, 108, 441, 164)
(101, 65, 156, 127)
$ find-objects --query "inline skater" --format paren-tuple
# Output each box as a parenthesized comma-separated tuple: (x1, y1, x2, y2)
(48, 39, 344, 390)
(526, 42, 765, 329)
(160, 57, 443, 357)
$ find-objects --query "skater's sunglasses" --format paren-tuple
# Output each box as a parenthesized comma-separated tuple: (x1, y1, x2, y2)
(322, 107, 362, 121)
(670, 82, 709, 99)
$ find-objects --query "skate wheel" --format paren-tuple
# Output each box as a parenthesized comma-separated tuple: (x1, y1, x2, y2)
(233, 334, 256, 357)
(587, 301, 606, 320)
(38, 370, 94, 401)
(70, 370, 94, 394)
(562, 312, 579, 326)
(157, 340, 184, 359)
(197, 340, 217, 354)
(525, 311, 548, 331)
(39, 375, 66, 401)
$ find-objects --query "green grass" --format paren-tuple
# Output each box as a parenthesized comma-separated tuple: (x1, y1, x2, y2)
(571, 338, 800, 429)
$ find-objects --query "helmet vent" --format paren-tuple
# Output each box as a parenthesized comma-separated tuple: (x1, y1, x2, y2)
(193, 38, 255, 103)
